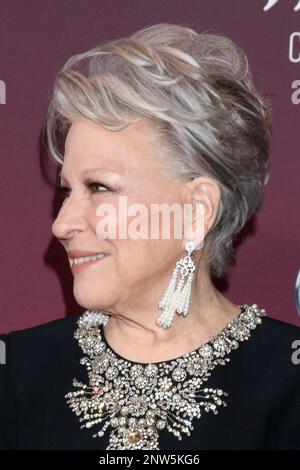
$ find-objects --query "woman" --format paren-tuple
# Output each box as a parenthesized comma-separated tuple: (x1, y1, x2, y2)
(0, 23, 299, 450)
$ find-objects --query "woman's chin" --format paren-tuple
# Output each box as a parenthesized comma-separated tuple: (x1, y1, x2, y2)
(72, 288, 112, 312)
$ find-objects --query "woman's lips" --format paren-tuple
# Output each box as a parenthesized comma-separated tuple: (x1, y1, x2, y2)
(70, 255, 108, 273)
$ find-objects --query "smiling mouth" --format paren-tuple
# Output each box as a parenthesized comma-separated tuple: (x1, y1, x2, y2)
(69, 253, 109, 272)
(70, 252, 107, 266)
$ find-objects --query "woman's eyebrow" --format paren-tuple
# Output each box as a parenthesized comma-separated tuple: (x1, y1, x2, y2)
(58, 167, 120, 181)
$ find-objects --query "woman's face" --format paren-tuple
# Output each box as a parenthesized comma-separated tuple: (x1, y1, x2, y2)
(51, 117, 191, 313)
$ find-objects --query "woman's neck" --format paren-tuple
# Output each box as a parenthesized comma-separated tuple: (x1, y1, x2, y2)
(102, 270, 241, 364)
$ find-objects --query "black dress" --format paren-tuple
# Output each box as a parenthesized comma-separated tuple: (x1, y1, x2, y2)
(0, 308, 300, 450)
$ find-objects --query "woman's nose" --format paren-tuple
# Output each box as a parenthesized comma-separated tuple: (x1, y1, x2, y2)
(52, 197, 88, 241)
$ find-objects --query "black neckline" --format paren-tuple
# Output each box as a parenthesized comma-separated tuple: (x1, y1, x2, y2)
(99, 304, 247, 366)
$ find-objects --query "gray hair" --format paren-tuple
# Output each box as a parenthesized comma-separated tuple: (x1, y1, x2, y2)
(45, 22, 272, 279)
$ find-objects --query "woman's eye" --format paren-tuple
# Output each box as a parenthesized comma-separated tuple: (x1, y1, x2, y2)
(57, 183, 111, 200)
(88, 182, 111, 193)
(57, 186, 70, 200)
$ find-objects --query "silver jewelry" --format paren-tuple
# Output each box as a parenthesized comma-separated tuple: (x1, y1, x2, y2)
(65, 303, 266, 450)
(156, 240, 196, 329)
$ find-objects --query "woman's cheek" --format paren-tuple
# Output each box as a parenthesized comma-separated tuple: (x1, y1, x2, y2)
(89, 199, 118, 240)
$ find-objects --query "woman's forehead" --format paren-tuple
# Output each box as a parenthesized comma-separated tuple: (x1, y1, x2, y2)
(62, 119, 162, 176)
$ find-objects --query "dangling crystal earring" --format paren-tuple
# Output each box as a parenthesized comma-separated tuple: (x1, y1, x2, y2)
(156, 240, 196, 329)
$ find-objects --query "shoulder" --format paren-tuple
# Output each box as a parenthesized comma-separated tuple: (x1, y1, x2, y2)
(235, 315, 300, 417)
(224, 313, 300, 406)
(0, 315, 81, 405)
(237, 314, 300, 374)
(247, 314, 300, 359)
(1, 314, 79, 337)
(253, 316, 300, 449)
(0, 315, 79, 373)
(259, 314, 300, 339)
(0, 316, 81, 449)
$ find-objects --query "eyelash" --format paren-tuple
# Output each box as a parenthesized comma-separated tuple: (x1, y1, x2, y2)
(57, 182, 112, 200)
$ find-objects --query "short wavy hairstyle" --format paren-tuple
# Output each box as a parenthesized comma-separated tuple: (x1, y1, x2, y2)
(45, 22, 272, 279)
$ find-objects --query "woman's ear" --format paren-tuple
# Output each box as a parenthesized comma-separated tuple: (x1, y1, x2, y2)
(182, 176, 221, 249)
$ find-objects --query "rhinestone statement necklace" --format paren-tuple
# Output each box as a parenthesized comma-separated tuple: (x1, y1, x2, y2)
(66, 304, 266, 450)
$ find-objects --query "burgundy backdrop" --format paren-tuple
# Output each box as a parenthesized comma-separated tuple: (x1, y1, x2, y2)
(0, 0, 299, 334)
